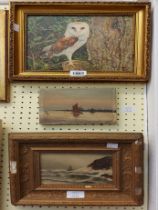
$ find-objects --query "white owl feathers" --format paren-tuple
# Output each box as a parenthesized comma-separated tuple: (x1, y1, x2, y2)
(42, 22, 90, 62)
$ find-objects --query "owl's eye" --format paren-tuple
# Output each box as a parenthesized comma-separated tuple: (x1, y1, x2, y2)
(80, 27, 85, 30)
(71, 27, 76, 31)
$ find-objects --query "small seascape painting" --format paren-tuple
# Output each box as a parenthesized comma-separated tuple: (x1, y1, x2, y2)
(41, 152, 113, 185)
(39, 88, 117, 125)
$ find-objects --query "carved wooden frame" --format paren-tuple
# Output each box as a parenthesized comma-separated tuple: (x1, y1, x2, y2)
(9, 1, 151, 82)
(0, 10, 9, 102)
(9, 132, 144, 206)
(0, 120, 2, 198)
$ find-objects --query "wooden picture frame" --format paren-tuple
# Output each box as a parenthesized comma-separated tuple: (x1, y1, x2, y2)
(9, 2, 151, 82)
(9, 132, 144, 206)
(0, 120, 2, 168)
(0, 10, 9, 102)
(0, 120, 2, 199)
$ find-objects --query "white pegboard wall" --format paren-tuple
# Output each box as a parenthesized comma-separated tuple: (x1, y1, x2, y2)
(0, 82, 148, 210)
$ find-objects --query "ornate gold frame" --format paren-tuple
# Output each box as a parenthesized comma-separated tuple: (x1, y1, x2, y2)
(9, 2, 151, 82)
(9, 132, 144, 206)
(0, 10, 9, 101)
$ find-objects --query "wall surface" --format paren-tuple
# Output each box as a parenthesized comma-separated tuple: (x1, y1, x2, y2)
(0, 83, 147, 210)
(147, 0, 158, 210)
(0, 0, 156, 210)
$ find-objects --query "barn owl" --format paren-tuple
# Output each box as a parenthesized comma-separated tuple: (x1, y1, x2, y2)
(42, 22, 90, 64)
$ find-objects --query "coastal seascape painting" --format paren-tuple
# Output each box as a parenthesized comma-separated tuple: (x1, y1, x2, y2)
(41, 152, 113, 185)
(39, 88, 117, 125)
(9, 132, 143, 205)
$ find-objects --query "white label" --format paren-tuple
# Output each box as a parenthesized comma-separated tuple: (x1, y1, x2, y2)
(10, 161, 17, 174)
(70, 70, 87, 77)
(14, 23, 19, 32)
(121, 106, 136, 113)
(107, 143, 118, 149)
(66, 191, 85, 199)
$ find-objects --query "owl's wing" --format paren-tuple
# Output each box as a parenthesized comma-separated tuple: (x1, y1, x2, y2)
(50, 36, 78, 54)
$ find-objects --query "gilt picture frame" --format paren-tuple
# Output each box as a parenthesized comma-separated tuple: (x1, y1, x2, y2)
(9, 132, 144, 206)
(0, 10, 9, 101)
(9, 2, 151, 82)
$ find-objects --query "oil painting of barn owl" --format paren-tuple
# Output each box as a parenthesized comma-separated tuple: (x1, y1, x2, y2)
(26, 15, 135, 72)
(42, 22, 90, 65)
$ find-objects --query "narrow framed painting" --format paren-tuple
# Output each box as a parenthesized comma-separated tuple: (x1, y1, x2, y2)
(39, 88, 117, 125)
(9, 2, 151, 82)
(0, 10, 9, 102)
(9, 132, 144, 206)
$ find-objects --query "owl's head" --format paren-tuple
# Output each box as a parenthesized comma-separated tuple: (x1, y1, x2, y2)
(65, 22, 90, 40)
